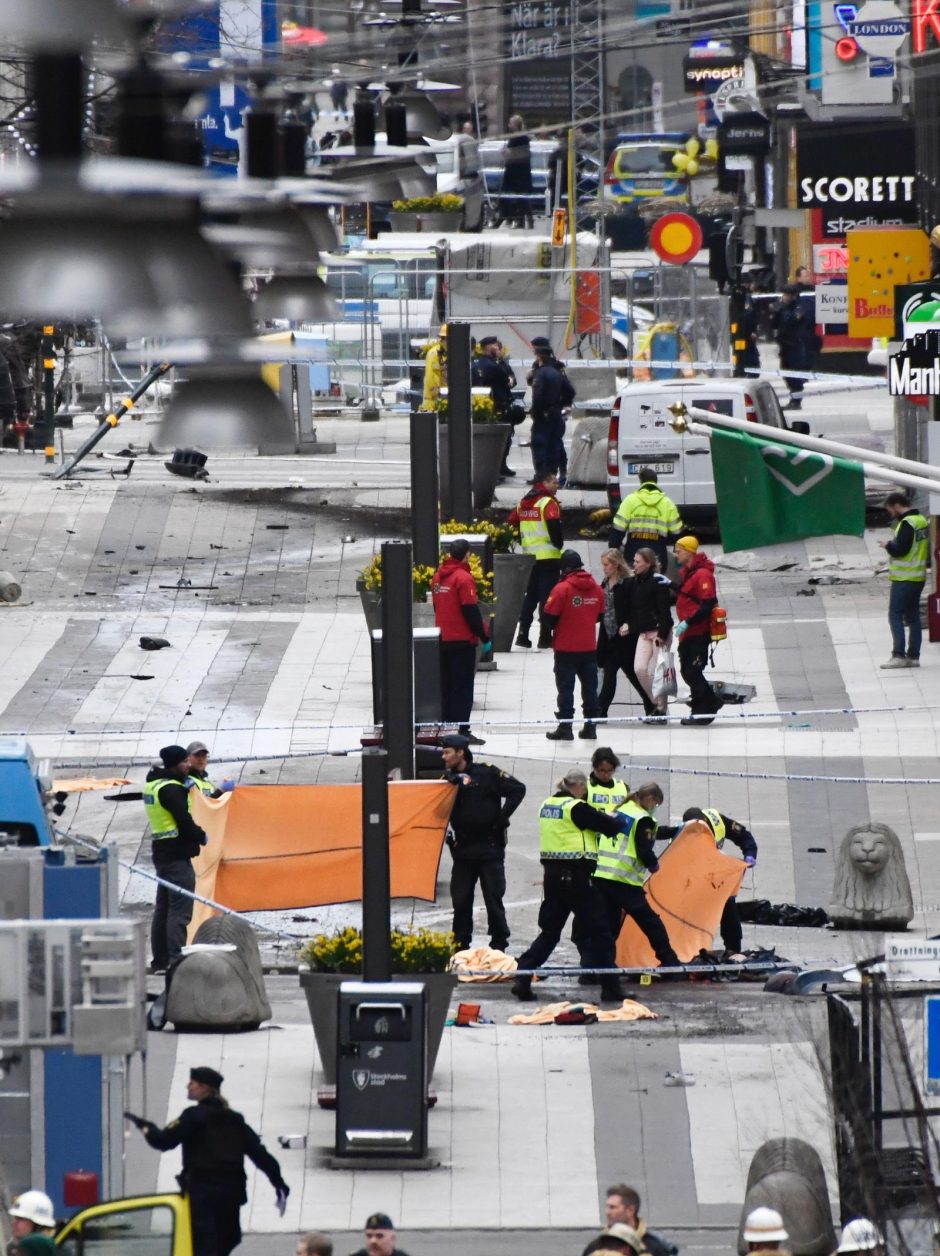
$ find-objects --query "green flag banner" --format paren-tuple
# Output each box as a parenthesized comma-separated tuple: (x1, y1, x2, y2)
(710, 427, 865, 553)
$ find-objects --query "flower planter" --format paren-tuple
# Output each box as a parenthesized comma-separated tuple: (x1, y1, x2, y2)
(439, 422, 511, 514)
(356, 579, 436, 631)
(389, 211, 463, 233)
(299, 970, 458, 1085)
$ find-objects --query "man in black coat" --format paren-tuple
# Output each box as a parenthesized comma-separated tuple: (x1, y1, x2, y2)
(770, 282, 818, 410)
(529, 339, 574, 483)
(130, 1066, 289, 1256)
(440, 733, 526, 953)
(473, 335, 518, 477)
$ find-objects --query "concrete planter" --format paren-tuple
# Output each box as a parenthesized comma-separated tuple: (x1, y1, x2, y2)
(389, 211, 463, 233)
(356, 579, 436, 631)
(492, 552, 534, 652)
(299, 970, 458, 1085)
(439, 422, 510, 514)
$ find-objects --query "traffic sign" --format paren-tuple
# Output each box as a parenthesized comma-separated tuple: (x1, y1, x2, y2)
(650, 213, 704, 265)
(552, 208, 567, 247)
(926, 994, 940, 1094)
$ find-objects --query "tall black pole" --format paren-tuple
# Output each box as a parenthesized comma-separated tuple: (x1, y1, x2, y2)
(361, 747, 392, 981)
(410, 409, 439, 568)
(381, 540, 415, 779)
(727, 209, 746, 379)
(446, 324, 474, 520)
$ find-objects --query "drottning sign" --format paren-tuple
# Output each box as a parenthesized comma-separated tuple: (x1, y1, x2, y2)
(926, 995, 940, 1095)
(552, 208, 567, 248)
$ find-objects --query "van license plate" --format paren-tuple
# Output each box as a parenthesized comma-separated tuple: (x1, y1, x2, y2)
(626, 460, 675, 475)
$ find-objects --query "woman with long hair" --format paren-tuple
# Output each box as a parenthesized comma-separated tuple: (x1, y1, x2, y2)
(596, 548, 642, 720)
(627, 547, 673, 720)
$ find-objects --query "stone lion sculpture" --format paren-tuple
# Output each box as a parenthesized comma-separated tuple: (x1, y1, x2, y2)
(828, 823, 913, 929)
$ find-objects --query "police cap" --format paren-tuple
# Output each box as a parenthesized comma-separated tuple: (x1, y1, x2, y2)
(190, 1066, 224, 1089)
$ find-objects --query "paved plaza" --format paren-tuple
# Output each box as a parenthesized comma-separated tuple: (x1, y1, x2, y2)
(1, 377, 936, 1252)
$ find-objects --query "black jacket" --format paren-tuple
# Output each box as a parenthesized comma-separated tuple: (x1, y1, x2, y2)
(531, 361, 565, 418)
(596, 577, 632, 667)
(659, 811, 757, 860)
(473, 353, 516, 417)
(627, 569, 673, 639)
(143, 1097, 286, 1199)
(444, 754, 526, 860)
(884, 508, 925, 559)
(145, 765, 206, 863)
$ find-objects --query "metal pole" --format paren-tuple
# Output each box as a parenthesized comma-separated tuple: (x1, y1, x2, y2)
(41, 326, 56, 464)
(53, 362, 172, 480)
(446, 324, 473, 520)
(679, 413, 940, 497)
(681, 403, 940, 483)
(361, 747, 392, 981)
(381, 540, 415, 780)
(410, 410, 439, 568)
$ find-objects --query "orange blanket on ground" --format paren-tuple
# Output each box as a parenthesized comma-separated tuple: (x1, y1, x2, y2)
(616, 822, 746, 967)
(188, 782, 455, 937)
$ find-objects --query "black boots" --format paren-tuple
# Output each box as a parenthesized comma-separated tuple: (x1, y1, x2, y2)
(546, 723, 574, 741)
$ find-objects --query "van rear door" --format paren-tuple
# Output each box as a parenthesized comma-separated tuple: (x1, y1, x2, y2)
(615, 389, 685, 502)
(677, 393, 735, 508)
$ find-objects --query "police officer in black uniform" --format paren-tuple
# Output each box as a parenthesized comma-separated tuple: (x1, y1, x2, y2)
(440, 732, 526, 954)
(128, 1066, 289, 1256)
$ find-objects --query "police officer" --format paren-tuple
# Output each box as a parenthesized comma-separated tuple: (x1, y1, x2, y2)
(440, 733, 526, 953)
(587, 747, 629, 813)
(608, 468, 683, 569)
(129, 1066, 289, 1256)
(473, 335, 518, 478)
(880, 490, 929, 669)
(512, 767, 629, 1003)
(186, 741, 235, 797)
(658, 806, 757, 954)
(593, 782, 681, 974)
(143, 745, 207, 975)
(509, 467, 563, 649)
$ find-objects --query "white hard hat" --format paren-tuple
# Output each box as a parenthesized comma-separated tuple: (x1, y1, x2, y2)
(9, 1190, 56, 1228)
(744, 1207, 789, 1244)
(837, 1219, 884, 1252)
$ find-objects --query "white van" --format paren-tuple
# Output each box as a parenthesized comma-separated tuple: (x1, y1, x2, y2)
(607, 378, 804, 519)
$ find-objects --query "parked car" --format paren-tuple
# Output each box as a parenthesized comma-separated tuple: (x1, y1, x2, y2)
(606, 377, 807, 519)
(603, 134, 691, 206)
(479, 138, 600, 218)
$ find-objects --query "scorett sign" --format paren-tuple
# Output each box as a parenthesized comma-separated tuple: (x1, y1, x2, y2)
(797, 122, 917, 238)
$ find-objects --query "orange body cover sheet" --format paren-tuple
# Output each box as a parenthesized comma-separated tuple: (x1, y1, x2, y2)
(188, 781, 455, 937)
(615, 822, 746, 966)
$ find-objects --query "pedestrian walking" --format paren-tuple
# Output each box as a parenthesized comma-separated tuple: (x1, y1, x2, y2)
(771, 282, 818, 409)
(627, 547, 674, 720)
(510, 468, 563, 649)
(528, 339, 574, 481)
(608, 468, 683, 569)
(879, 490, 928, 669)
(186, 741, 235, 797)
(348, 1214, 410, 1256)
(440, 732, 525, 953)
(144, 744, 207, 974)
(500, 114, 534, 228)
(671, 536, 722, 724)
(129, 1066, 289, 1256)
(421, 324, 447, 410)
(593, 782, 681, 974)
(658, 807, 757, 953)
(473, 335, 518, 476)
(542, 549, 604, 741)
(329, 79, 349, 117)
(511, 767, 628, 1003)
(431, 539, 490, 743)
(596, 548, 643, 721)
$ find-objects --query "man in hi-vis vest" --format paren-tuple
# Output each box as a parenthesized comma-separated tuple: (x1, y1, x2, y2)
(593, 781, 680, 975)
(143, 744, 207, 975)
(880, 490, 929, 669)
(509, 468, 563, 649)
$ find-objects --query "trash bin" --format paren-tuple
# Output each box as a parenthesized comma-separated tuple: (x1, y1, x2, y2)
(335, 981, 428, 1159)
(370, 627, 442, 724)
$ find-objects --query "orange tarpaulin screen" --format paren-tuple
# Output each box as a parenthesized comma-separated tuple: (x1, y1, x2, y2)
(616, 822, 745, 967)
(188, 782, 455, 937)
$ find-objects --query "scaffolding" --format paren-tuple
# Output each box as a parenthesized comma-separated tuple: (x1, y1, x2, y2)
(570, 0, 605, 166)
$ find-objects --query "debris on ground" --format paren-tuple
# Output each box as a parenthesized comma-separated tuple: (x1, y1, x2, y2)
(509, 999, 658, 1026)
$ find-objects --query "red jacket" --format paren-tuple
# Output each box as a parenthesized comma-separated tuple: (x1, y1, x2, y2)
(675, 551, 717, 639)
(544, 570, 604, 652)
(432, 556, 486, 644)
